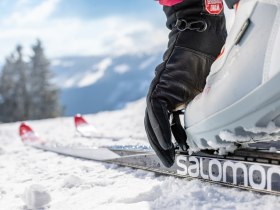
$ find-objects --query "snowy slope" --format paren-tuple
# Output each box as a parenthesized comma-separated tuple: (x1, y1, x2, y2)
(0, 98, 280, 210)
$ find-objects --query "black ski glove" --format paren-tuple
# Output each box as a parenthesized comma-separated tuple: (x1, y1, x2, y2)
(145, 0, 227, 168)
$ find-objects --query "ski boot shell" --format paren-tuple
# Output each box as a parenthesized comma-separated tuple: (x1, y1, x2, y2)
(185, 0, 280, 152)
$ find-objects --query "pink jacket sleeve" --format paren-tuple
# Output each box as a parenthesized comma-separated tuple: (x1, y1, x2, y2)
(158, 0, 183, 6)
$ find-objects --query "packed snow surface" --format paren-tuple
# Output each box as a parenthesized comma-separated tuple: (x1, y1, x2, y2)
(1, 98, 280, 209)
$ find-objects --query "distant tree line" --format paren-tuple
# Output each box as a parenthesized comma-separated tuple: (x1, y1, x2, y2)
(0, 40, 62, 123)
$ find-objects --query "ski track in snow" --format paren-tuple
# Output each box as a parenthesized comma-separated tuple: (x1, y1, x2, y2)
(0, 98, 280, 210)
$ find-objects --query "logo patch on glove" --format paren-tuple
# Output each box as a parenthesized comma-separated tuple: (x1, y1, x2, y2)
(205, 0, 223, 15)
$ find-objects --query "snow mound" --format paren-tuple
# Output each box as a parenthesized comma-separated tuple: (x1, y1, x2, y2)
(218, 147, 227, 156)
(63, 175, 83, 188)
(269, 147, 277, 153)
(22, 184, 51, 209)
(219, 130, 251, 143)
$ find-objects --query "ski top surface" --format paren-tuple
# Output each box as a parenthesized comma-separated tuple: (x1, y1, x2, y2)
(20, 122, 121, 161)
(19, 123, 280, 196)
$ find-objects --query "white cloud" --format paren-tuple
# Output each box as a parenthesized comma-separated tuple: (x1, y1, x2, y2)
(2, 0, 59, 25)
(15, 0, 33, 8)
(114, 64, 130, 74)
(0, 0, 167, 63)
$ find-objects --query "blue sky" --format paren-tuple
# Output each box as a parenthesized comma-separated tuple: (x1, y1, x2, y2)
(53, 0, 162, 20)
(0, 0, 163, 20)
(0, 0, 167, 62)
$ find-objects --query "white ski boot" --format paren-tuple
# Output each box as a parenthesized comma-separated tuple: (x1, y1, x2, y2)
(185, 0, 280, 152)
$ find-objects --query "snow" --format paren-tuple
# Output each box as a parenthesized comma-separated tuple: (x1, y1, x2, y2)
(216, 144, 238, 156)
(77, 58, 113, 88)
(22, 184, 51, 209)
(139, 56, 157, 71)
(63, 175, 83, 189)
(219, 122, 280, 145)
(76, 124, 98, 138)
(269, 147, 278, 153)
(1, 98, 280, 209)
(219, 130, 252, 143)
(245, 122, 280, 136)
(51, 60, 74, 68)
(218, 147, 227, 156)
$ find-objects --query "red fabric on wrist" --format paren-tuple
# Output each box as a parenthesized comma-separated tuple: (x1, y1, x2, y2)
(159, 0, 183, 6)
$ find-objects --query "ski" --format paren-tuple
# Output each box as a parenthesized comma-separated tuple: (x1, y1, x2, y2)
(19, 123, 280, 196)
(74, 114, 145, 140)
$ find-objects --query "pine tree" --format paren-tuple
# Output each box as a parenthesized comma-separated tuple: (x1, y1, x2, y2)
(13, 45, 30, 121)
(0, 55, 17, 122)
(29, 40, 62, 119)
(0, 40, 62, 122)
(0, 46, 30, 122)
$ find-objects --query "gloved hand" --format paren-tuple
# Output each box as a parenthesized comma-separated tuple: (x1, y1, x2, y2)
(145, 0, 227, 168)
